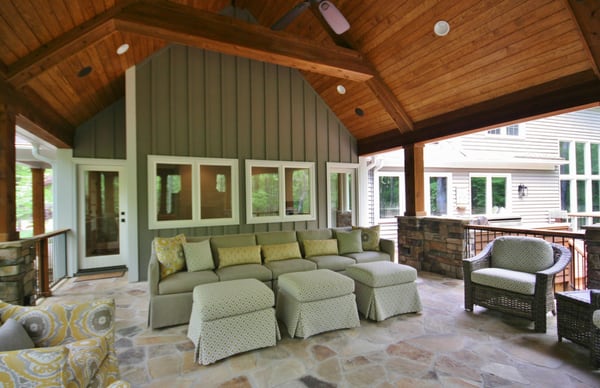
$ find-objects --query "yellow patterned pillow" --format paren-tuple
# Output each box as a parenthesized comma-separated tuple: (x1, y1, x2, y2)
(154, 234, 187, 279)
(303, 239, 339, 257)
(0, 346, 68, 386)
(218, 245, 262, 268)
(262, 242, 302, 262)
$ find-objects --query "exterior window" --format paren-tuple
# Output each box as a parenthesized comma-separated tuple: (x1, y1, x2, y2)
(486, 124, 522, 137)
(327, 163, 358, 228)
(427, 175, 449, 216)
(246, 160, 316, 224)
(379, 175, 401, 218)
(250, 166, 280, 218)
(470, 175, 508, 215)
(155, 163, 192, 221)
(148, 156, 239, 229)
(559, 140, 600, 229)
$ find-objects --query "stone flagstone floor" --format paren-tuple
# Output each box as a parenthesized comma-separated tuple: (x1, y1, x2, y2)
(43, 271, 600, 387)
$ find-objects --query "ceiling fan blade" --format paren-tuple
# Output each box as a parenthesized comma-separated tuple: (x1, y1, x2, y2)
(318, 1, 350, 34)
(271, 1, 311, 31)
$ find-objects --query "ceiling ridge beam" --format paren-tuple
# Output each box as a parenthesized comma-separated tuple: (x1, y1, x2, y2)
(114, 0, 375, 82)
(4, 1, 142, 88)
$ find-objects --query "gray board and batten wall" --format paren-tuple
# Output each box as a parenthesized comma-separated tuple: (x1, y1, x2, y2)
(73, 44, 358, 280)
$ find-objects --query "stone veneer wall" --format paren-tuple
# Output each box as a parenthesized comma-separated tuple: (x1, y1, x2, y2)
(584, 225, 600, 289)
(397, 216, 470, 279)
(0, 240, 35, 305)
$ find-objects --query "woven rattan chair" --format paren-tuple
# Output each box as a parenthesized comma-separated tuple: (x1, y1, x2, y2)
(463, 236, 571, 333)
(591, 291, 600, 367)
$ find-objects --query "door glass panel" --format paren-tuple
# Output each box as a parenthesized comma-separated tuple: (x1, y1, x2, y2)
(330, 172, 353, 227)
(85, 171, 119, 257)
(379, 176, 400, 218)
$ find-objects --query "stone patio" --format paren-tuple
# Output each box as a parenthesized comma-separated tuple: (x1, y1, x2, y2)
(43, 271, 600, 387)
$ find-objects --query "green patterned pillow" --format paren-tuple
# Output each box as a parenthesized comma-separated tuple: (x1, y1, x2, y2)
(262, 242, 302, 262)
(336, 229, 364, 254)
(218, 245, 262, 268)
(353, 225, 380, 251)
(154, 234, 187, 279)
(303, 239, 339, 257)
(183, 240, 215, 272)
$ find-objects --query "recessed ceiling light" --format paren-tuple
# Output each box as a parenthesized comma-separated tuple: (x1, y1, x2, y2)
(116, 43, 129, 55)
(434, 20, 450, 36)
(355, 107, 364, 116)
(336, 85, 346, 94)
(77, 66, 92, 77)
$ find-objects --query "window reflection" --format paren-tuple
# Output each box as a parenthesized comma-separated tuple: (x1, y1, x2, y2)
(251, 166, 280, 217)
(156, 163, 192, 221)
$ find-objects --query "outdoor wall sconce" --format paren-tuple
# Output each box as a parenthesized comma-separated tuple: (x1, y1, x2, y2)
(518, 184, 528, 198)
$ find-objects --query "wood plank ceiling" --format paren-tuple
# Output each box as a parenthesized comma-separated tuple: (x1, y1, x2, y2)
(0, 0, 599, 155)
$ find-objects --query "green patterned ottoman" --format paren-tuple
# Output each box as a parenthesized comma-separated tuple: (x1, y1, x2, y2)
(187, 278, 280, 365)
(346, 261, 422, 321)
(276, 269, 360, 338)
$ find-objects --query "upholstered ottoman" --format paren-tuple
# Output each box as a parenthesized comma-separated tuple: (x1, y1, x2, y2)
(346, 261, 422, 321)
(187, 278, 280, 365)
(276, 269, 360, 338)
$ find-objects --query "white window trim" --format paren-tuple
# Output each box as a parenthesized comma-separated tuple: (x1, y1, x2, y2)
(326, 162, 359, 228)
(147, 155, 239, 229)
(560, 140, 600, 214)
(374, 170, 405, 222)
(245, 159, 316, 224)
(425, 173, 452, 216)
(469, 173, 512, 215)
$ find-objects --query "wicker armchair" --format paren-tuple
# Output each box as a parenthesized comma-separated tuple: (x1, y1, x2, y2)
(463, 236, 571, 333)
(591, 291, 600, 367)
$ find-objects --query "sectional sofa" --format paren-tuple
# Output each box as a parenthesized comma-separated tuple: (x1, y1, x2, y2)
(148, 227, 394, 329)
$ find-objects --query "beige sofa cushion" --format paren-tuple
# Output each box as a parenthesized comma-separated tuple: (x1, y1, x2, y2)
(491, 236, 553, 273)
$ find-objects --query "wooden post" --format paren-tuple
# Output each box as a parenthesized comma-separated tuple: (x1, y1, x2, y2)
(404, 143, 426, 216)
(0, 103, 19, 242)
(32, 168, 45, 235)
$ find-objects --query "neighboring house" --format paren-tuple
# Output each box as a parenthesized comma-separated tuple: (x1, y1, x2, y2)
(367, 107, 600, 234)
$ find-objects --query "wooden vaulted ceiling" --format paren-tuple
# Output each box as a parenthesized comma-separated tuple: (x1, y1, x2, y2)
(1, 0, 599, 155)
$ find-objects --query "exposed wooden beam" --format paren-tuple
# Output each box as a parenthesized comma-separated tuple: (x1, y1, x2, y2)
(0, 80, 73, 148)
(564, 0, 600, 78)
(6, 18, 118, 89)
(358, 71, 600, 155)
(115, 0, 375, 82)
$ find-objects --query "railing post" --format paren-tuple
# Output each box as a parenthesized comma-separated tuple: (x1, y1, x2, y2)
(36, 238, 51, 298)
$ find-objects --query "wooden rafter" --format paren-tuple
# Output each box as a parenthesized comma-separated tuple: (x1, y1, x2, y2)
(563, 0, 600, 78)
(114, 0, 375, 82)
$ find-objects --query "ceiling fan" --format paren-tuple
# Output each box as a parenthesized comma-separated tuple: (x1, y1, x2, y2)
(271, 1, 350, 35)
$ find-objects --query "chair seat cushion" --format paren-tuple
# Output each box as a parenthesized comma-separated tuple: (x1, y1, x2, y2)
(346, 262, 417, 287)
(278, 269, 354, 302)
(491, 236, 553, 273)
(193, 279, 274, 320)
(263, 258, 317, 279)
(471, 268, 536, 295)
(345, 251, 390, 264)
(158, 270, 219, 295)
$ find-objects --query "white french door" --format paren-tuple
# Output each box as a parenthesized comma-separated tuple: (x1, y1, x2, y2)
(77, 165, 127, 270)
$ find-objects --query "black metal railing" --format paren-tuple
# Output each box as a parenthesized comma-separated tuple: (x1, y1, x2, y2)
(464, 224, 586, 291)
(30, 228, 70, 301)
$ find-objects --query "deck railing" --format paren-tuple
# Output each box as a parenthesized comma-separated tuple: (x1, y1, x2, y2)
(463, 224, 586, 291)
(30, 228, 69, 300)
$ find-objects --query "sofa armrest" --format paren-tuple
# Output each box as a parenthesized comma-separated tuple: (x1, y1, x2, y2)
(379, 238, 395, 261)
(0, 346, 69, 386)
(148, 247, 160, 296)
(463, 242, 493, 274)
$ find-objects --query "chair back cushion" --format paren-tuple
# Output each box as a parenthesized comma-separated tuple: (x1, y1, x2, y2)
(491, 236, 553, 273)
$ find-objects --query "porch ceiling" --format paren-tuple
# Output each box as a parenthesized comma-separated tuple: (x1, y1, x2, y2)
(1, 0, 599, 154)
